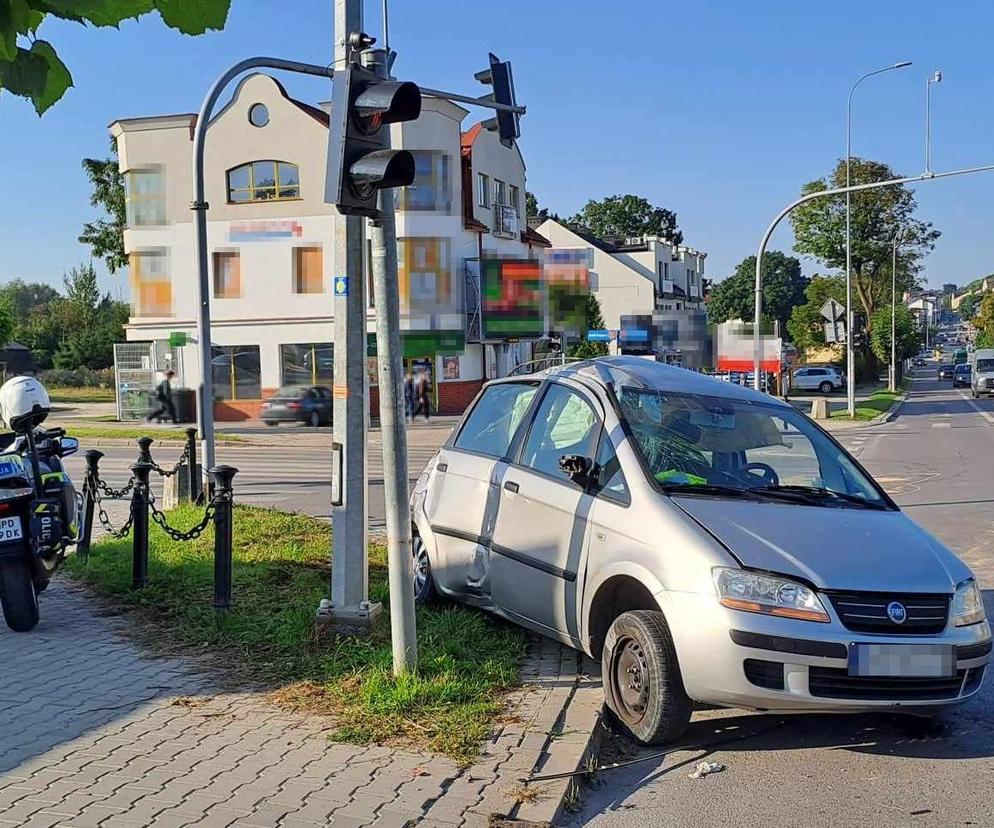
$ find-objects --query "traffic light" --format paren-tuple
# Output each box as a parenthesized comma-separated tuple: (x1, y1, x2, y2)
(325, 62, 422, 218)
(474, 53, 520, 147)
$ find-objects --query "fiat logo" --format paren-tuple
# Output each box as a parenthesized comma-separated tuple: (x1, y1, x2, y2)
(886, 601, 907, 624)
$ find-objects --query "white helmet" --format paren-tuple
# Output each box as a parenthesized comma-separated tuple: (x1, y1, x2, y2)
(0, 375, 51, 433)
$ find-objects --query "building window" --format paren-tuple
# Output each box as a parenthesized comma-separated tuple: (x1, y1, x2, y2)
(280, 343, 333, 387)
(293, 246, 323, 294)
(248, 103, 269, 128)
(478, 173, 490, 208)
(227, 160, 300, 203)
(129, 248, 171, 317)
(398, 151, 451, 212)
(398, 237, 451, 313)
(493, 178, 506, 207)
(124, 166, 165, 227)
(212, 252, 241, 299)
(211, 345, 261, 401)
(509, 185, 520, 216)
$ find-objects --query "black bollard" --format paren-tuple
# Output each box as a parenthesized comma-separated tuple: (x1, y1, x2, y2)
(185, 427, 199, 503)
(210, 465, 238, 609)
(77, 449, 103, 561)
(136, 436, 154, 467)
(131, 462, 152, 589)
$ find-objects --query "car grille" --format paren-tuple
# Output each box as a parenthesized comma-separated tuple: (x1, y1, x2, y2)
(983, 379, 994, 390)
(826, 592, 950, 635)
(743, 658, 785, 691)
(808, 666, 967, 701)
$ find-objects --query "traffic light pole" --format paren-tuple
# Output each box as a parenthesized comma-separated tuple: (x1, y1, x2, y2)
(364, 47, 417, 674)
(328, 0, 380, 627)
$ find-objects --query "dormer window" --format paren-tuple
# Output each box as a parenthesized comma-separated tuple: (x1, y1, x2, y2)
(227, 161, 300, 203)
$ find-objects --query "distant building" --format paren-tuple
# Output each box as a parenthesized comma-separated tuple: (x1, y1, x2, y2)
(942, 282, 957, 295)
(0, 342, 34, 378)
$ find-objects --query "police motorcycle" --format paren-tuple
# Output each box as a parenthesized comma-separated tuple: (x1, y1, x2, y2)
(0, 376, 80, 632)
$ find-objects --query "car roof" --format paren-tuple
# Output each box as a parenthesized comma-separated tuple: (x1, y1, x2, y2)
(499, 356, 792, 409)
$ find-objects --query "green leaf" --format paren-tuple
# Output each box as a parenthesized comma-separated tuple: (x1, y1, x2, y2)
(0, 0, 35, 61)
(155, 0, 230, 34)
(0, 38, 72, 113)
(35, 1, 155, 26)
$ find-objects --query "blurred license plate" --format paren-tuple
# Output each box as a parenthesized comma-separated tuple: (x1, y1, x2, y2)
(0, 516, 22, 542)
(848, 643, 954, 678)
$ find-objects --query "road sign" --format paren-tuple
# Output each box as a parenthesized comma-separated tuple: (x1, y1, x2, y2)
(820, 298, 845, 322)
(333, 276, 349, 297)
(824, 320, 846, 343)
(168, 331, 187, 347)
(587, 329, 610, 342)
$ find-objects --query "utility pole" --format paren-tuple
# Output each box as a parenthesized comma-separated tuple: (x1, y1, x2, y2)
(327, 0, 379, 628)
(364, 46, 417, 674)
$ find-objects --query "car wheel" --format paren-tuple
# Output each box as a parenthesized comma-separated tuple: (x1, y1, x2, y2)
(601, 610, 692, 745)
(309, 410, 321, 428)
(818, 381, 833, 394)
(263, 420, 278, 427)
(412, 533, 437, 605)
(0, 559, 40, 632)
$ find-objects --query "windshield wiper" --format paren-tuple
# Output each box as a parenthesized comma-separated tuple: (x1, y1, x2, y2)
(756, 484, 889, 510)
(656, 482, 765, 500)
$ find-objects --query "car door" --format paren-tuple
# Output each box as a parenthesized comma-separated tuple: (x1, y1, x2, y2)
(423, 381, 539, 597)
(316, 387, 333, 423)
(793, 368, 810, 390)
(489, 381, 601, 639)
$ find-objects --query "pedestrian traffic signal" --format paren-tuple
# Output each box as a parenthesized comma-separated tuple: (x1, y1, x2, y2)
(325, 62, 422, 218)
(475, 53, 520, 148)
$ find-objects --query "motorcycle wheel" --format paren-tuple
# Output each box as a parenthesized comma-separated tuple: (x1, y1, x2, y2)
(0, 559, 40, 632)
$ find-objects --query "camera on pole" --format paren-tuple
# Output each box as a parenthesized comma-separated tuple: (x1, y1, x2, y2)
(475, 52, 520, 147)
(325, 53, 422, 218)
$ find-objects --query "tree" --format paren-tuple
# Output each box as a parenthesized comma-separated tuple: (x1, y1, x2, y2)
(786, 274, 846, 353)
(957, 292, 978, 320)
(0, 279, 59, 319)
(705, 251, 808, 335)
(566, 295, 609, 359)
(525, 191, 548, 221)
(569, 195, 683, 244)
(972, 292, 994, 348)
(870, 304, 920, 367)
(50, 263, 127, 369)
(80, 139, 127, 273)
(790, 158, 939, 338)
(0, 2, 231, 114)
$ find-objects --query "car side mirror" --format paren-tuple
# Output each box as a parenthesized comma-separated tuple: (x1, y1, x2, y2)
(559, 454, 593, 487)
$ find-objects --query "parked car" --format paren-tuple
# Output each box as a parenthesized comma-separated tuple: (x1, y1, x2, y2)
(792, 366, 844, 394)
(260, 386, 332, 427)
(953, 363, 972, 388)
(938, 363, 955, 380)
(411, 357, 990, 745)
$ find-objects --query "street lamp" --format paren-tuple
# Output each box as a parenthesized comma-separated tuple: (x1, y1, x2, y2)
(890, 230, 904, 392)
(846, 61, 911, 416)
(926, 69, 942, 174)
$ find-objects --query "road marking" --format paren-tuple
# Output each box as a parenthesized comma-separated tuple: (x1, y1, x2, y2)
(931, 422, 951, 428)
(959, 391, 994, 425)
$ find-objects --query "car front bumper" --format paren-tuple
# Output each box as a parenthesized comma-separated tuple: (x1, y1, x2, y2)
(660, 590, 991, 712)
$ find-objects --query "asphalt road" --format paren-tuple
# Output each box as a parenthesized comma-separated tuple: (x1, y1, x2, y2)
(569, 364, 994, 827)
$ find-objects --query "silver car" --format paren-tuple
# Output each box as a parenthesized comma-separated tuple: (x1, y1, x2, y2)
(792, 366, 844, 393)
(410, 357, 991, 745)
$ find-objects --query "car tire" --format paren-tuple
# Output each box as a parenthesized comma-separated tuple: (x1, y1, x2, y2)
(412, 532, 437, 605)
(309, 411, 321, 428)
(818, 381, 833, 394)
(0, 559, 40, 632)
(264, 421, 278, 427)
(601, 610, 692, 745)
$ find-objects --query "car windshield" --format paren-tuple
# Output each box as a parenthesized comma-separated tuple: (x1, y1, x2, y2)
(956, 365, 970, 374)
(617, 387, 889, 509)
(977, 359, 994, 372)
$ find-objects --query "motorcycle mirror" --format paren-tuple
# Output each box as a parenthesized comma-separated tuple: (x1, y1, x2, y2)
(58, 437, 79, 457)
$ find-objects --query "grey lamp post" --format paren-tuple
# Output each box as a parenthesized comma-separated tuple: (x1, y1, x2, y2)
(845, 61, 911, 415)
(926, 69, 942, 174)
(890, 230, 904, 392)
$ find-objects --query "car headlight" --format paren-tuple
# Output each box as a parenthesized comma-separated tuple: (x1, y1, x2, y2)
(713, 567, 830, 623)
(951, 579, 986, 627)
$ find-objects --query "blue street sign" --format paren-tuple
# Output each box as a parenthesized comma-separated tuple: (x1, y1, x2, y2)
(587, 329, 610, 342)
(333, 276, 349, 297)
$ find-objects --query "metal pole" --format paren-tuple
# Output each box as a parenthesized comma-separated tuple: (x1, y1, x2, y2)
(191, 57, 335, 499)
(925, 76, 931, 175)
(78, 449, 103, 561)
(131, 462, 151, 589)
(752, 161, 994, 387)
(328, 0, 378, 625)
(211, 465, 238, 609)
(364, 48, 417, 674)
(185, 427, 199, 503)
(891, 236, 898, 392)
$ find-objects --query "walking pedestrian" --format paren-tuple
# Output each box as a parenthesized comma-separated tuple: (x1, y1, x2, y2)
(414, 371, 431, 421)
(147, 370, 178, 424)
(403, 371, 415, 422)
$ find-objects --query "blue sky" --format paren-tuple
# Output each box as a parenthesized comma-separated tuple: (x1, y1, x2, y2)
(3, 0, 994, 297)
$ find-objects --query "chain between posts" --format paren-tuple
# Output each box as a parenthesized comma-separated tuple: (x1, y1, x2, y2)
(148, 439, 191, 478)
(146, 486, 223, 543)
(89, 476, 137, 539)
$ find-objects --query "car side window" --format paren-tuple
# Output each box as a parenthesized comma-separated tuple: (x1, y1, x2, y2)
(520, 384, 599, 481)
(453, 383, 538, 458)
(592, 431, 630, 503)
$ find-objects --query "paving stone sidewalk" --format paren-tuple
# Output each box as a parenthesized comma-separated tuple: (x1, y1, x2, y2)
(0, 578, 596, 827)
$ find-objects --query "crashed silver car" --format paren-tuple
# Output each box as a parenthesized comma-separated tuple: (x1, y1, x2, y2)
(410, 357, 991, 744)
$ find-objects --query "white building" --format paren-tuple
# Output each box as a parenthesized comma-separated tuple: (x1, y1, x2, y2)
(111, 73, 549, 418)
(536, 218, 708, 366)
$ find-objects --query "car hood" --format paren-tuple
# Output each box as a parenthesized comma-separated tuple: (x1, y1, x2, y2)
(671, 497, 971, 593)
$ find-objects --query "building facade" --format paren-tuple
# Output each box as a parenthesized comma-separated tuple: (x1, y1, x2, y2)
(111, 73, 548, 418)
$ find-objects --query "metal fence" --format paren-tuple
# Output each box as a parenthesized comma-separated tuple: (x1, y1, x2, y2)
(113, 342, 156, 421)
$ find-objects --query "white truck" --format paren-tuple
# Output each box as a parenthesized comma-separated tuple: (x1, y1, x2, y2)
(970, 348, 994, 398)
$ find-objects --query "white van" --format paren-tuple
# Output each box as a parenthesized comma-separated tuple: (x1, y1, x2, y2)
(971, 349, 994, 398)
